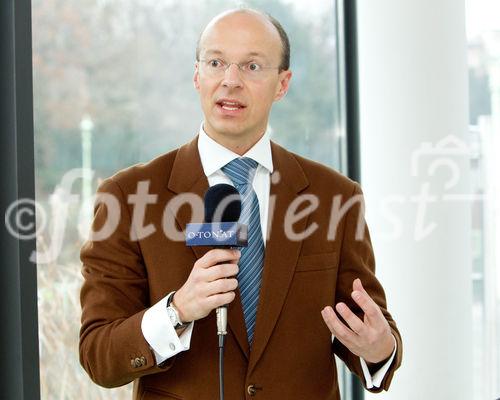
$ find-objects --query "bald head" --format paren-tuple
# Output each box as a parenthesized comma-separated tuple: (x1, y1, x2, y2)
(196, 8, 290, 71)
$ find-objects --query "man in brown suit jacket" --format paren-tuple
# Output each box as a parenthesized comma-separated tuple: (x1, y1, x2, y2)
(80, 8, 402, 400)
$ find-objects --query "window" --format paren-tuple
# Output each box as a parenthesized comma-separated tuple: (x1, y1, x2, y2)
(32, 0, 349, 398)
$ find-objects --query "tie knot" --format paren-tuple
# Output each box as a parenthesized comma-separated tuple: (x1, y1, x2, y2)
(221, 157, 258, 187)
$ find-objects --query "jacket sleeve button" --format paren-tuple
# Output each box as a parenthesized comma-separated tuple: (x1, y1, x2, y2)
(247, 385, 257, 396)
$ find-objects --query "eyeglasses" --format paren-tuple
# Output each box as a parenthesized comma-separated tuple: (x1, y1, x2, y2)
(198, 58, 280, 81)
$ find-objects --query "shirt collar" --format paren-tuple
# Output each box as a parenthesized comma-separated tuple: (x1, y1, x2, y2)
(197, 122, 274, 177)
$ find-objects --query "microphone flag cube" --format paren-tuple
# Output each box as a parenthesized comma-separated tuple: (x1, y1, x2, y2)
(185, 222, 248, 247)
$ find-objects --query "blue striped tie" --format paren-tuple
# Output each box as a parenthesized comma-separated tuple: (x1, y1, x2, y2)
(221, 157, 264, 345)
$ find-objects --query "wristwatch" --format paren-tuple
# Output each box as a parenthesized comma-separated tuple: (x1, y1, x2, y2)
(166, 292, 184, 329)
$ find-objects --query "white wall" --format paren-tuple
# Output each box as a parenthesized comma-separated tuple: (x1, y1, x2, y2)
(357, 1, 473, 399)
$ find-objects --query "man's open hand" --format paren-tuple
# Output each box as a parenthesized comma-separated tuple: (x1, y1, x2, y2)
(321, 278, 394, 364)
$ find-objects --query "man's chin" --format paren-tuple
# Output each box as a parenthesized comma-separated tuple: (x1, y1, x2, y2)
(205, 117, 264, 144)
(209, 121, 248, 139)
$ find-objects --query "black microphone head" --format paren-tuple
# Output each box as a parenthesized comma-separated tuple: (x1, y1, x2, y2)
(204, 184, 241, 223)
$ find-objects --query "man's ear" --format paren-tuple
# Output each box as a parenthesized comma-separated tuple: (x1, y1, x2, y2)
(193, 63, 200, 91)
(274, 70, 292, 101)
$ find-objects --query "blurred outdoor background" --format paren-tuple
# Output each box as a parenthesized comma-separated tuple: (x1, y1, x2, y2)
(31, 0, 500, 399)
(32, 0, 345, 398)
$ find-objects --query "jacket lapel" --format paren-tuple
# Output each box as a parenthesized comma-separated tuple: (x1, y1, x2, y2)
(166, 135, 250, 358)
(166, 135, 208, 264)
(248, 141, 309, 373)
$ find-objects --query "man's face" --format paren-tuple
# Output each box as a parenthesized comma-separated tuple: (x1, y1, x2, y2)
(194, 12, 292, 147)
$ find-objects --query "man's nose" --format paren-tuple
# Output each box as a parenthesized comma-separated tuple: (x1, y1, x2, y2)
(221, 63, 243, 88)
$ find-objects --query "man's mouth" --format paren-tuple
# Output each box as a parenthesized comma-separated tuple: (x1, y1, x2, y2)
(216, 99, 246, 111)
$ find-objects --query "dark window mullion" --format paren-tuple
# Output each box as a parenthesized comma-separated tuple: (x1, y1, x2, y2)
(343, 0, 364, 399)
(0, 1, 40, 399)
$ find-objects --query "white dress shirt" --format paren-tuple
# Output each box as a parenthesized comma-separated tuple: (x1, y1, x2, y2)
(141, 123, 396, 389)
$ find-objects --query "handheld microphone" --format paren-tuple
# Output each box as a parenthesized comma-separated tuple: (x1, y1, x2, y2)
(185, 184, 246, 400)
(185, 184, 247, 336)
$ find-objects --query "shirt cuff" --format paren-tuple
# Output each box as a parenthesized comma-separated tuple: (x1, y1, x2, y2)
(359, 334, 397, 389)
(141, 291, 195, 365)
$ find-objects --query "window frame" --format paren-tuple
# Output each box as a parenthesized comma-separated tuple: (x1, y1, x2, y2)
(0, 0, 41, 399)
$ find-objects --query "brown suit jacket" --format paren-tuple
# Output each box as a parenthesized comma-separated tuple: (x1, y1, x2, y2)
(79, 136, 402, 399)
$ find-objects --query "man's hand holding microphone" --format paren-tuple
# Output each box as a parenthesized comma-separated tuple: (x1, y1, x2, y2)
(171, 248, 240, 335)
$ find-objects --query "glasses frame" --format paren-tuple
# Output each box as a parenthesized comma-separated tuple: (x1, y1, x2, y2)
(197, 58, 281, 80)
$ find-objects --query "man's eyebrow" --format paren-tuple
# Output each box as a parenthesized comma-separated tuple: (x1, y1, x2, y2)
(204, 49, 224, 56)
(246, 51, 267, 59)
(203, 49, 269, 60)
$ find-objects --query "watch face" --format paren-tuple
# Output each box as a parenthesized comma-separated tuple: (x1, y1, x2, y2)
(166, 307, 177, 325)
